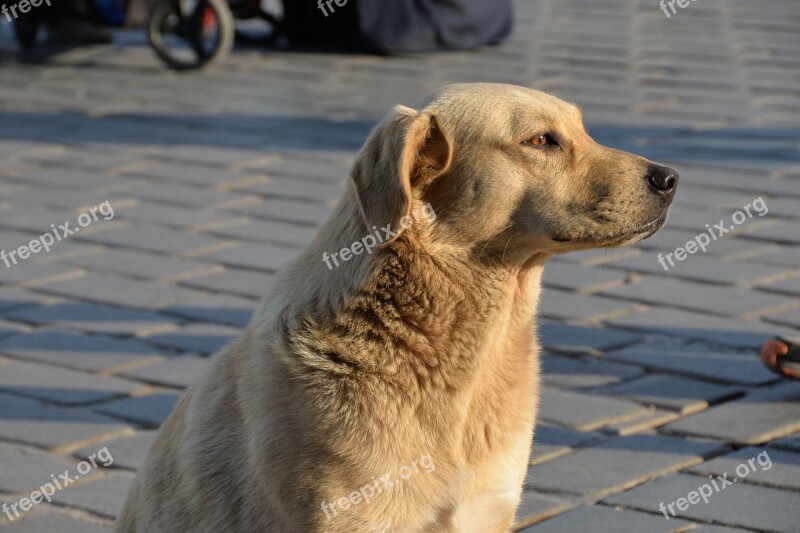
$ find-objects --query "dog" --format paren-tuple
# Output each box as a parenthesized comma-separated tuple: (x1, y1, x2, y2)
(115, 83, 677, 533)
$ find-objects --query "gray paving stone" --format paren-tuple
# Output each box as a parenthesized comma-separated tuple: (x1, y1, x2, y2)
(197, 242, 298, 272)
(0, 206, 99, 241)
(515, 492, 576, 530)
(601, 277, 799, 318)
(539, 290, 641, 322)
(51, 472, 134, 520)
(0, 319, 23, 340)
(759, 198, 800, 220)
(538, 386, 649, 431)
(605, 473, 798, 532)
(664, 381, 800, 445)
(0, 393, 131, 451)
(10, 168, 114, 191)
(0, 360, 145, 406)
(603, 409, 681, 437)
(0, 289, 46, 313)
(152, 144, 265, 167)
(125, 162, 256, 187)
(541, 354, 643, 389)
(35, 273, 210, 310)
(121, 181, 253, 209)
(65, 248, 223, 282)
(758, 275, 800, 297)
(740, 220, 800, 245)
(140, 323, 239, 355)
(526, 434, 725, 498)
(607, 308, 790, 350)
(75, 225, 231, 256)
(180, 268, 276, 299)
(0, 443, 77, 493)
(763, 307, 800, 329)
(0, 330, 163, 373)
(206, 219, 319, 248)
(531, 424, 605, 466)
(596, 375, 742, 414)
(756, 245, 800, 268)
(231, 176, 344, 204)
(541, 263, 627, 293)
(683, 526, 752, 533)
(95, 392, 181, 427)
(74, 431, 157, 472)
(689, 446, 800, 491)
(770, 432, 800, 453)
(257, 158, 350, 181)
(0, 512, 109, 532)
(538, 322, 642, 355)
(223, 199, 333, 226)
(673, 187, 769, 212)
(0, 263, 84, 288)
(113, 201, 240, 231)
(605, 341, 779, 386)
(160, 294, 255, 328)
(519, 505, 692, 533)
(636, 227, 776, 259)
(118, 356, 209, 389)
(5, 302, 177, 336)
(604, 254, 792, 287)
(558, 247, 642, 267)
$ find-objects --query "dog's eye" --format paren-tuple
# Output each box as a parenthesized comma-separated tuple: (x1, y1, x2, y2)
(523, 133, 558, 148)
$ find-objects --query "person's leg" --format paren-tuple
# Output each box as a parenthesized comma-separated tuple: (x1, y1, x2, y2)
(44, 0, 113, 44)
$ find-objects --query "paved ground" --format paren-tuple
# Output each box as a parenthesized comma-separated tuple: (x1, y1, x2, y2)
(0, 0, 799, 531)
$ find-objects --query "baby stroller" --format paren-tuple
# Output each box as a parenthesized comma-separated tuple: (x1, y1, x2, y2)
(9, 0, 283, 70)
(146, 0, 285, 70)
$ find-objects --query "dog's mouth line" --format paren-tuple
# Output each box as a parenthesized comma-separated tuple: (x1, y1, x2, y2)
(551, 211, 668, 245)
(598, 212, 668, 245)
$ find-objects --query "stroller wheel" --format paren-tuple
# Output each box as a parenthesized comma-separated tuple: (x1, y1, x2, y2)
(13, 16, 39, 49)
(147, 0, 235, 70)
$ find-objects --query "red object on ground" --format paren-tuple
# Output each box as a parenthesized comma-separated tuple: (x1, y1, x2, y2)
(760, 337, 800, 379)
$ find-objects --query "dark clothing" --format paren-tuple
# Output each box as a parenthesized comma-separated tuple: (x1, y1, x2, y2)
(359, 0, 513, 52)
(287, 0, 513, 53)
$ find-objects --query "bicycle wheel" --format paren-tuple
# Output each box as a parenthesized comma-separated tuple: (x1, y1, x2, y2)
(147, 0, 235, 70)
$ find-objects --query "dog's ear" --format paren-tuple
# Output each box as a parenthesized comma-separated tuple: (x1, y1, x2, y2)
(351, 105, 450, 241)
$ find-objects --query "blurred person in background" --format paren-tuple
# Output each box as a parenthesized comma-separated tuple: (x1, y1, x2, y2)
(288, 0, 514, 53)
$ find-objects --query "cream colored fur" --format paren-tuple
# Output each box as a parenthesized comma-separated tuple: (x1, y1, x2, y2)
(115, 83, 673, 532)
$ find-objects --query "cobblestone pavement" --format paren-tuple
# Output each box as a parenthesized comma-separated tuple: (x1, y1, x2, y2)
(1, 0, 799, 531)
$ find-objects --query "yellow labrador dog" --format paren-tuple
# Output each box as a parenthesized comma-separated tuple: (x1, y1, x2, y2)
(116, 83, 677, 532)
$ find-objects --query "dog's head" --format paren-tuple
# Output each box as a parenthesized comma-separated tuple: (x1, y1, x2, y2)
(351, 83, 677, 265)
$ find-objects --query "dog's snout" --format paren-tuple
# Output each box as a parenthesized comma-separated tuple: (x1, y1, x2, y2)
(646, 164, 679, 198)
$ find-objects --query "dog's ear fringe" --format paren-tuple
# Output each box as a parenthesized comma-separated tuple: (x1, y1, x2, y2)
(351, 106, 422, 243)
(393, 104, 419, 118)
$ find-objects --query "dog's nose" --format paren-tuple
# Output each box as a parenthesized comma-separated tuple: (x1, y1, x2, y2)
(646, 164, 679, 198)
